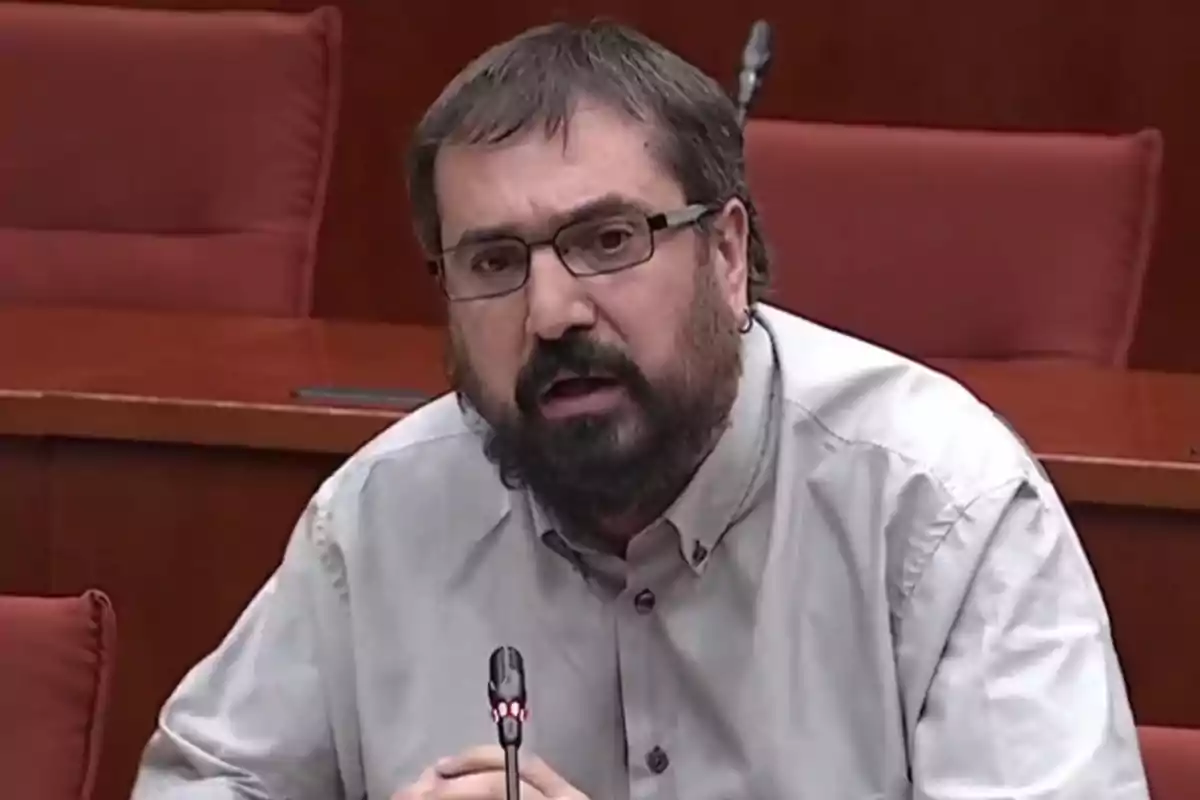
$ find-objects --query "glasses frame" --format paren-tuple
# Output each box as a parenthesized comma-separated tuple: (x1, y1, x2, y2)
(427, 202, 718, 302)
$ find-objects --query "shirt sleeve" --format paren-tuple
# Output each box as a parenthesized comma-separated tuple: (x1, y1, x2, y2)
(904, 477, 1150, 799)
(131, 504, 357, 800)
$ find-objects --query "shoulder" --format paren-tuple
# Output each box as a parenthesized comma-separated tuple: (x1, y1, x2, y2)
(304, 393, 510, 558)
(758, 304, 1039, 507)
(758, 306, 1056, 607)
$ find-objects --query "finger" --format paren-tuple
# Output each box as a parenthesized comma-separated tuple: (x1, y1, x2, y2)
(433, 772, 548, 800)
(436, 747, 577, 799)
(435, 744, 506, 778)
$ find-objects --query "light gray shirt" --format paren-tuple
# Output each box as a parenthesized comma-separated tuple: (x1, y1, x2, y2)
(133, 305, 1148, 800)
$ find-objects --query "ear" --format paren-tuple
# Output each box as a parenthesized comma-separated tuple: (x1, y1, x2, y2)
(708, 197, 751, 316)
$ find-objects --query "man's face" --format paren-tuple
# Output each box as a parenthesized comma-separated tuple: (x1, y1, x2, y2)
(433, 100, 751, 526)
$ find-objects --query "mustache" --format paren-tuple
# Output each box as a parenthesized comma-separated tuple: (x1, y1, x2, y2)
(514, 333, 649, 415)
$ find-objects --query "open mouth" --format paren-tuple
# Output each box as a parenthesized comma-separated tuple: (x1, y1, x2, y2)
(540, 374, 622, 402)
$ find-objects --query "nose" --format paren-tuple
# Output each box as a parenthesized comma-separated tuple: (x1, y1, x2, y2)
(524, 245, 596, 340)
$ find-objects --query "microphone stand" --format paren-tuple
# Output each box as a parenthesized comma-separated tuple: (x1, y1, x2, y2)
(504, 743, 521, 800)
(496, 713, 523, 800)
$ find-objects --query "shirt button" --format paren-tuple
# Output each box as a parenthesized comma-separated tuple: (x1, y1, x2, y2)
(645, 746, 670, 774)
(633, 589, 656, 614)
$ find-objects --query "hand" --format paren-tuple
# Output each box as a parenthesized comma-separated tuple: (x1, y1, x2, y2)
(392, 745, 589, 800)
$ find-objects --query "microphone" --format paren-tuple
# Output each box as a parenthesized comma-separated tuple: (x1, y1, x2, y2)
(736, 19, 774, 127)
(488, 646, 528, 800)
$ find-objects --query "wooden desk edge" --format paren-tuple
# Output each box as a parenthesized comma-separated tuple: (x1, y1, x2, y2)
(1041, 454, 1200, 513)
(4, 393, 1199, 512)
(0, 391, 401, 455)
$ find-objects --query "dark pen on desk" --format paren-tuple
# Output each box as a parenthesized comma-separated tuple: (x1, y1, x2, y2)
(290, 386, 433, 411)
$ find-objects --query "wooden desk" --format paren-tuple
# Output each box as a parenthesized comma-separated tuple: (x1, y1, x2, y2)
(940, 360, 1200, 512)
(2, 309, 1198, 800)
(0, 308, 446, 453)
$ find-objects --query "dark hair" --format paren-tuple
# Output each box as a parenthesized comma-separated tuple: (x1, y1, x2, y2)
(405, 20, 771, 303)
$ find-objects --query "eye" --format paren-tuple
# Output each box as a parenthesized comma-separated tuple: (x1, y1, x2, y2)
(469, 244, 524, 274)
(563, 219, 640, 259)
(592, 224, 635, 253)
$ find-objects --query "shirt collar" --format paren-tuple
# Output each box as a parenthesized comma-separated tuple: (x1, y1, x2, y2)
(529, 317, 778, 575)
(662, 317, 776, 573)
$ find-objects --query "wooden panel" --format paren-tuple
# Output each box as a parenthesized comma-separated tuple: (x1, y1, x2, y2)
(0, 438, 50, 593)
(37, 438, 340, 800)
(1072, 504, 1200, 728)
(20, 0, 1200, 370)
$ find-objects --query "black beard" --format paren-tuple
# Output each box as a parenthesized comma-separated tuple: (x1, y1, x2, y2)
(458, 326, 740, 534)
(487, 368, 721, 529)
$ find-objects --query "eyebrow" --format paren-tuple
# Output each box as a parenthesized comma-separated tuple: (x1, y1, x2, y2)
(446, 193, 655, 251)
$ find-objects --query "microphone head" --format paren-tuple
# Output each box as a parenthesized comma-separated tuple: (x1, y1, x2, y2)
(487, 646, 527, 746)
(743, 19, 774, 74)
(737, 19, 774, 123)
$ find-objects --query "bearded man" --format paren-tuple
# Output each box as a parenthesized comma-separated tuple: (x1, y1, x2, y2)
(133, 20, 1148, 800)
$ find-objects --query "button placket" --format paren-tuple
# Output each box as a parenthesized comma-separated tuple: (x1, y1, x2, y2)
(618, 551, 675, 797)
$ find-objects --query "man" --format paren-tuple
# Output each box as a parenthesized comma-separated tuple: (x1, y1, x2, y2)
(133, 21, 1148, 800)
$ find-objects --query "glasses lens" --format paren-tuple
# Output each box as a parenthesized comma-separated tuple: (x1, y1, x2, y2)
(442, 239, 529, 299)
(555, 214, 653, 275)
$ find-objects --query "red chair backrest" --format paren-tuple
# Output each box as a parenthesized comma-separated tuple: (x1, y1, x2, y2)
(746, 119, 1162, 365)
(0, 590, 117, 800)
(0, 4, 343, 316)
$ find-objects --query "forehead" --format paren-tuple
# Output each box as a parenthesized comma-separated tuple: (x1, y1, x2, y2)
(433, 101, 685, 244)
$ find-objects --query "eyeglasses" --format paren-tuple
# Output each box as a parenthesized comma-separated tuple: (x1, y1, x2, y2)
(429, 203, 716, 301)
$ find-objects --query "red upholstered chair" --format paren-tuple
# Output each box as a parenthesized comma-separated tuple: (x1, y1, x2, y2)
(1140, 725, 1200, 799)
(745, 120, 1162, 365)
(0, 590, 117, 800)
(0, 3, 342, 316)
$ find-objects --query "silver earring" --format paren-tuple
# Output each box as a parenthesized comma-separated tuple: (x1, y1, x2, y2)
(738, 308, 754, 334)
